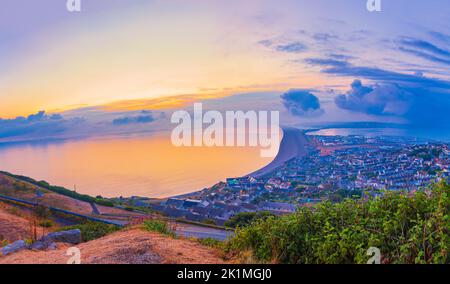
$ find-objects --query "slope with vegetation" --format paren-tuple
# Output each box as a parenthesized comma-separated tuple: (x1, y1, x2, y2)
(0, 172, 144, 222)
(0, 222, 228, 264)
(0, 171, 113, 206)
(225, 181, 449, 264)
(2, 169, 448, 264)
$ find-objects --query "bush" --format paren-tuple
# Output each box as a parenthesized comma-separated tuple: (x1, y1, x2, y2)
(58, 222, 120, 242)
(202, 219, 217, 226)
(197, 237, 224, 249)
(225, 211, 275, 228)
(94, 198, 115, 207)
(38, 219, 55, 228)
(226, 181, 450, 264)
(143, 220, 175, 237)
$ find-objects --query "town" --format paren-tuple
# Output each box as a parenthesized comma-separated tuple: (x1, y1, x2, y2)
(118, 134, 450, 226)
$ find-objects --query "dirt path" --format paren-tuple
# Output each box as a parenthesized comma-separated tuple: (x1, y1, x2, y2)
(0, 228, 227, 264)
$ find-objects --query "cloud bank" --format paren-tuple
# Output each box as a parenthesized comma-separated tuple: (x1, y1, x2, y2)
(398, 37, 450, 66)
(335, 80, 412, 116)
(275, 42, 307, 53)
(305, 54, 450, 127)
(0, 111, 83, 140)
(281, 89, 324, 117)
(112, 111, 155, 125)
(0, 108, 165, 143)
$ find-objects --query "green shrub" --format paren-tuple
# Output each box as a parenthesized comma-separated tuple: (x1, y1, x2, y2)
(38, 219, 55, 228)
(202, 219, 217, 226)
(58, 222, 120, 242)
(225, 211, 275, 228)
(197, 237, 224, 249)
(226, 181, 450, 264)
(143, 220, 175, 237)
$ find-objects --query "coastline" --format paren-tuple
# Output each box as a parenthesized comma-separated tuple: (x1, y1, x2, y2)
(247, 127, 311, 178)
(0, 128, 309, 202)
(171, 127, 311, 199)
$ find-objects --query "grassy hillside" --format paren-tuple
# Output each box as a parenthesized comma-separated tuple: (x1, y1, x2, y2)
(226, 181, 449, 264)
(0, 171, 113, 207)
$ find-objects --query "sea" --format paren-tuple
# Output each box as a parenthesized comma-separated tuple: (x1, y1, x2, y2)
(0, 133, 272, 198)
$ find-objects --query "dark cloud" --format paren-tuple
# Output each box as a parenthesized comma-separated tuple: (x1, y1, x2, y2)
(49, 114, 63, 120)
(399, 38, 450, 58)
(305, 58, 350, 68)
(276, 42, 307, 53)
(335, 80, 413, 116)
(112, 111, 155, 125)
(397, 37, 450, 66)
(257, 39, 273, 47)
(305, 57, 450, 89)
(0, 111, 82, 139)
(313, 33, 338, 42)
(26, 111, 47, 122)
(335, 80, 450, 127)
(429, 31, 450, 44)
(281, 89, 324, 117)
(0, 108, 163, 142)
(327, 53, 355, 60)
(399, 47, 450, 66)
(305, 57, 450, 127)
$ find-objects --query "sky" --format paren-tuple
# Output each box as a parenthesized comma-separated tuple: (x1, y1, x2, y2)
(1, 0, 450, 142)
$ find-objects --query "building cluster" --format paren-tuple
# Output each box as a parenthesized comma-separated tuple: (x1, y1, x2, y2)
(124, 135, 450, 226)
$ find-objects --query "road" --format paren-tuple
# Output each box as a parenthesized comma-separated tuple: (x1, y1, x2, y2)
(173, 222, 234, 241)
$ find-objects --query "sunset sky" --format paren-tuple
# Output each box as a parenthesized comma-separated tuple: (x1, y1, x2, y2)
(1, 0, 450, 141)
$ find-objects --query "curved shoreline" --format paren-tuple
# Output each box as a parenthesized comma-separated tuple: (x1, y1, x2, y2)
(171, 127, 311, 199)
(247, 127, 311, 178)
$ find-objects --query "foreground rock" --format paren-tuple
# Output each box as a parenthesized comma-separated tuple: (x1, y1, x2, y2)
(40, 229, 81, 244)
(30, 229, 82, 251)
(1, 240, 27, 256)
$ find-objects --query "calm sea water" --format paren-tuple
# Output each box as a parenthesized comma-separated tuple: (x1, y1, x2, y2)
(0, 133, 272, 198)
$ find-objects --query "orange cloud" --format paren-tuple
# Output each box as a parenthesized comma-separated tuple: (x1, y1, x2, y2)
(100, 92, 230, 112)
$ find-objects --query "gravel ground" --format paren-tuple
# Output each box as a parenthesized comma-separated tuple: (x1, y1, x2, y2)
(0, 227, 227, 264)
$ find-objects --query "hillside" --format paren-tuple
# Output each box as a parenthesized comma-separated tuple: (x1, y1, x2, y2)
(0, 227, 226, 264)
(0, 172, 232, 264)
(2, 170, 448, 264)
(0, 172, 145, 223)
(0, 203, 51, 243)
